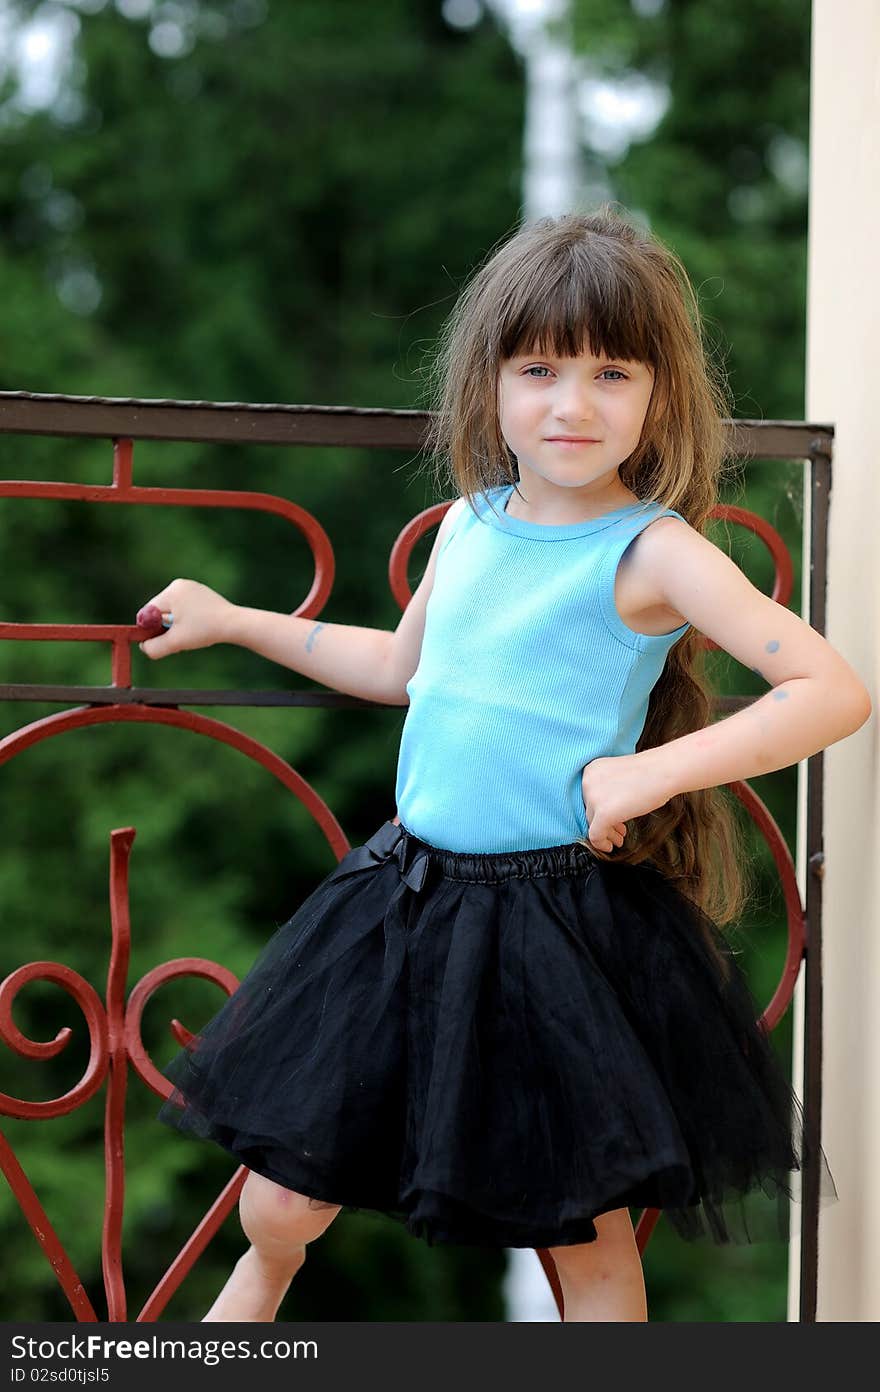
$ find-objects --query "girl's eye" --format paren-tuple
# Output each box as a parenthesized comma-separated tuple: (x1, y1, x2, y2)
(522, 365, 629, 381)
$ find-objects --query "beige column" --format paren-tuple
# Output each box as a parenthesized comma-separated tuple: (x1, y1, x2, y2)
(793, 0, 880, 1322)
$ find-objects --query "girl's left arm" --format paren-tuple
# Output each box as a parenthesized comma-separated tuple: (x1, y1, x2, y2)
(634, 518, 873, 799)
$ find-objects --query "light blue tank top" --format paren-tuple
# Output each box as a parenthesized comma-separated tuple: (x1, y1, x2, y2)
(394, 482, 689, 853)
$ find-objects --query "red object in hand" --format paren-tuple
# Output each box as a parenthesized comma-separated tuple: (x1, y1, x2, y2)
(136, 603, 167, 637)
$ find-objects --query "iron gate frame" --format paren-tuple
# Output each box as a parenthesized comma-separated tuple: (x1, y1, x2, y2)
(0, 391, 833, 1322)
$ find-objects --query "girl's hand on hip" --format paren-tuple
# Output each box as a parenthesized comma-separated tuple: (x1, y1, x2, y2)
(135, 578, 236, 659)
(581, 752, 672, 853)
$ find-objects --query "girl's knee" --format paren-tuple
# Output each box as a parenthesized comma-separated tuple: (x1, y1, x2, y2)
(239, 1170, 342, 1250)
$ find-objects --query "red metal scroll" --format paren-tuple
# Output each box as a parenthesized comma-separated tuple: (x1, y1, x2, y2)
(0, 437, 351, 1319)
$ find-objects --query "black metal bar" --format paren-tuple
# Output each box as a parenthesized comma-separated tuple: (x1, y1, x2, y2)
(0, 390, 833, 458)
(799, 443, 832, 1322)
(0, 685, 390, 708)
(0, 685, 758, 714)
(0, 393, 427, 449)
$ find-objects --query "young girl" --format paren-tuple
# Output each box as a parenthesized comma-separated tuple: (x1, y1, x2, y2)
(140, 207, 864, 1323)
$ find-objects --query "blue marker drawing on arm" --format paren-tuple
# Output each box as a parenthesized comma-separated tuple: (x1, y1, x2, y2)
(764, 640, 787, 697)
(305, 623, 325, 653)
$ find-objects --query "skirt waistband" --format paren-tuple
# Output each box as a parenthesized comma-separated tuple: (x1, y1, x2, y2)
(389, 820, 598, 884)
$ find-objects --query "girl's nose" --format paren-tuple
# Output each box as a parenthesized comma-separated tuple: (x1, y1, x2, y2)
(552, 386, 597, 423)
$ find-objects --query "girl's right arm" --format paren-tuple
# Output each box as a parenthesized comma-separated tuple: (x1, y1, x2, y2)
(137, 498, 465, 707)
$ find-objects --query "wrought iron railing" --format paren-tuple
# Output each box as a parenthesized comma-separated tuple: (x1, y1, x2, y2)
(0, 391, 833, 1321)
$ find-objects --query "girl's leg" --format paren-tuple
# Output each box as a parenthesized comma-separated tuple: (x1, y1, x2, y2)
(203, 1171, 342, 1322)
(548, 1207, 647, 1322)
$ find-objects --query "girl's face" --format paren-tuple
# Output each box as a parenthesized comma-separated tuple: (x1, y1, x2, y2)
(497, 348, 655, 506)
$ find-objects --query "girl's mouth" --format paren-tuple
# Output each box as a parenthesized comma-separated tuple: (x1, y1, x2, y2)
(545, 437, 601, 447)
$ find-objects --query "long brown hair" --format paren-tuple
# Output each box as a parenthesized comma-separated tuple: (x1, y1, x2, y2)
(418, 204, 752, 927)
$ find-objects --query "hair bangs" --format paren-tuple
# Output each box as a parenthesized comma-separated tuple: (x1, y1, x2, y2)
(498, 248, 659, 367)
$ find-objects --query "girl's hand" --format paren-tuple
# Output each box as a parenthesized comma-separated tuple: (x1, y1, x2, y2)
(581, 752, 672, 853)
(135, 578, 236, 659)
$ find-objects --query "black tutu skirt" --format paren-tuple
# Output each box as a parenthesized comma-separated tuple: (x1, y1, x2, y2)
(157, 818, 836, 1249)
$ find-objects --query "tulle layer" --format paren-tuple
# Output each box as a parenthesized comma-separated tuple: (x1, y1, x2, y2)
(157, 819, 836, 1248)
